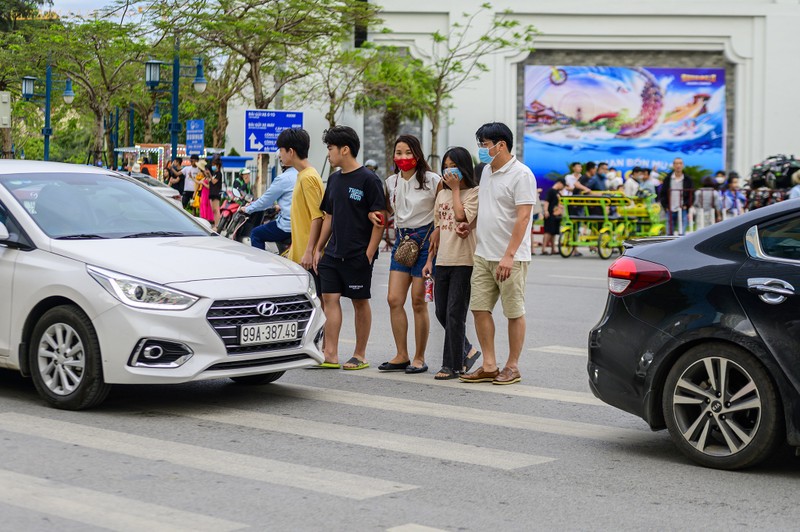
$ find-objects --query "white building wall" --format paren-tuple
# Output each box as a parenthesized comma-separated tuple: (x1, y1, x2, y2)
(227, 0, 800, 175)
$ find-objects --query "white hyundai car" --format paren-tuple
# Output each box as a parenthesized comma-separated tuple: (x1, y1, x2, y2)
(0, 161, 324, 410)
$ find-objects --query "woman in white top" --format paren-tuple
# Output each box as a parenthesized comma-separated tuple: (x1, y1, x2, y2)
(422, 147, 482, 379)
(373, 135, 441, 374)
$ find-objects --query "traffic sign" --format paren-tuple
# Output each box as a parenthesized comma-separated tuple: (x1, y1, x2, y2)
(186, 119, 205, 156)
(244, 110, 303, 153)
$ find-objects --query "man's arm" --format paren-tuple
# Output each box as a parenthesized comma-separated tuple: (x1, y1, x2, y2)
(365, 222, 383, 265)
(313, 215, 332, 273)
(302, 216, 323, 270)
(245, 175, 285, 214)
(496, 204, 533, 282)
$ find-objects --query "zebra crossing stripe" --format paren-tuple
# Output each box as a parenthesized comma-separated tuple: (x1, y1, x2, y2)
(0, 468, 246, 531)
(529, 345, 587, 357)
(343, 369, 605, 406)
(0, 413, 416, 500)
(263, 384, 654, 444)
(164, 406, 555, 471)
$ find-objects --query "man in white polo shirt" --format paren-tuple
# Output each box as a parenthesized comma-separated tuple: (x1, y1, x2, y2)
(459, 122, 536, 386)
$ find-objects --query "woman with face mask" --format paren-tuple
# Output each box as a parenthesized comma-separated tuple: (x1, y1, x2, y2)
(208, 157, 223, 230)
(373, 135, 441, 374)
(422, 147, 482, 379)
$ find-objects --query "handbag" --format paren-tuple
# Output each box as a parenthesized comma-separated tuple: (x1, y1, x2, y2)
(191, 190, 201, 209)
(394, 225, 432, 267)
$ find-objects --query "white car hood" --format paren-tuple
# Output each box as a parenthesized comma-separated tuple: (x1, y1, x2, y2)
(48, 236, 305, 284)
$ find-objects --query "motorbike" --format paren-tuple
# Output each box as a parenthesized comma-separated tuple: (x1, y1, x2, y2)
(216, 189, 246, 238)
(227, 202, 291, 256)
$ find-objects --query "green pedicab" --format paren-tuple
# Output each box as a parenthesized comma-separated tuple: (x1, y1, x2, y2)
(557, 193, 636, 259)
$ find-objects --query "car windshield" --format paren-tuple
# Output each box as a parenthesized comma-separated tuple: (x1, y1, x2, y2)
(0, 172, 210, 239)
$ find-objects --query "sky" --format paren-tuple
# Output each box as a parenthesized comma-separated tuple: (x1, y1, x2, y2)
(50, 1, 120, 15)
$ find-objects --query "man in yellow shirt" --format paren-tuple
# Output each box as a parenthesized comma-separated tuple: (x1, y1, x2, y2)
(277, 127, 324, 296)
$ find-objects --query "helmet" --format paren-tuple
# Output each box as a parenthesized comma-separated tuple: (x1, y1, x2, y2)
(364, 159, 378, 169)
(241, 168, 251, 175)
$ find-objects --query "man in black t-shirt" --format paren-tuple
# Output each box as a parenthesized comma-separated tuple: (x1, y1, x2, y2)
(166, 157, 184, 193)
(313, 126, 385, 370)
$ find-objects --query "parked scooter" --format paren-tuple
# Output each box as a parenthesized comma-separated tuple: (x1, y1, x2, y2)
(227, 203, 291, 256)
(217, 189, 246, 238)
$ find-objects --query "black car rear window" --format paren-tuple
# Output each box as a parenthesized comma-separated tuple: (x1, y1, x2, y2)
(760, 217, 800, 261)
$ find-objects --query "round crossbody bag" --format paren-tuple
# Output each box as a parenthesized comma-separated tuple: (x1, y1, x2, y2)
(394, 225, 432, 268)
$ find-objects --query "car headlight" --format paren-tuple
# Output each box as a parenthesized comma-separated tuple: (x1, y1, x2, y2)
(87, 265, 199, 311)
(306, 271, 318, 300)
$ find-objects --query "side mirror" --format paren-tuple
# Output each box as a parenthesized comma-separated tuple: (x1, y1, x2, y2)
(0, 222, 9, 241)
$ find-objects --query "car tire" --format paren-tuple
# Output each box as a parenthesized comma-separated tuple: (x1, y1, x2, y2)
(230, 371, 285, 385)
(29, 305, 111, 410)
(662, 343, 783, 470)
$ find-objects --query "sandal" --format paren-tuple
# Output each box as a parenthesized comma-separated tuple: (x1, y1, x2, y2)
(434, 367, 460, 380)
(342, 356, 369, 370)
(464, 350, 482, 373)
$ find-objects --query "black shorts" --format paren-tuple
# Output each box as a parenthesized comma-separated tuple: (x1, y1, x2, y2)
(318, 253, 374, 299)
(209, 194, 221, 201)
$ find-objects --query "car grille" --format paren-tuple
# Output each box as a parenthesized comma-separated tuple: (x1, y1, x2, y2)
(206, 295, 314, 355)
(207, 354, 311, 371)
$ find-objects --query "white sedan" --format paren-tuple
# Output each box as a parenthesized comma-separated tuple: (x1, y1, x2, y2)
(0, 161, 324, 409)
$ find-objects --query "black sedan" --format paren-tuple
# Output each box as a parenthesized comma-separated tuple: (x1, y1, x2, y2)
(588, 199, 800, 470)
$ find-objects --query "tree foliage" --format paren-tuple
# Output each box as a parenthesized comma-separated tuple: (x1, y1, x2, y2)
(421, 2, 537, 159)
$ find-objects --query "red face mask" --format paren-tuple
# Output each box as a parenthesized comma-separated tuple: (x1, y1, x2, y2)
(394, 158, 417, 172)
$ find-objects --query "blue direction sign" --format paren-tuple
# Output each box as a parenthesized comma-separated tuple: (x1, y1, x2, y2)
(244, 110, 303, 153)
(186, 119, 205, 156)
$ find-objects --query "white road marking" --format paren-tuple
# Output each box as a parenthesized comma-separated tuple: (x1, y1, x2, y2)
(263, 384, 655, 444)
(0, 413, 416, 500)
(0, 469, 246, 532)
(529, 345, 588, 357)
(387, 525, 449, 532)
(165, 406, 554, 471)
(344, 369, 604, 406)
(549, 274, 606, 281)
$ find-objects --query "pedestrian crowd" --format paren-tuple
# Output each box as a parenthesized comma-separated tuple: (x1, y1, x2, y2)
(240, 122, 535, 385)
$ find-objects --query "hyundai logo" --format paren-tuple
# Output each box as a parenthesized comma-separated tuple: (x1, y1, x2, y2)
(256, 301, 278, 317)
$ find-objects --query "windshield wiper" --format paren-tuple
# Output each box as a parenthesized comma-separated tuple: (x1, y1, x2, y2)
(55, 234, 107, 240)
(121, 231, 189, 238)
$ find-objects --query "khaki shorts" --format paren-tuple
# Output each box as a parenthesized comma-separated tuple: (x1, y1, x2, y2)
(469, 255, 529, 318)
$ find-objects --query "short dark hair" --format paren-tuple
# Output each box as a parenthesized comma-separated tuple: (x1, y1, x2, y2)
(632, 166, 642, 174)
(554, 177, 567, 186)
(570, 161, 581, 170)
(175, 157, 183, 165)
(598, 162, 608, 169)
(323, 125, 360, 157)
(475, 122, 513, 151)
(585, 161, 596, 172)
(277, 128, 310, 159)
(190, 154, 199, 161)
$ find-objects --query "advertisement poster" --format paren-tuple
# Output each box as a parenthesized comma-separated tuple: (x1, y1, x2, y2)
(523, 66, 726, 183)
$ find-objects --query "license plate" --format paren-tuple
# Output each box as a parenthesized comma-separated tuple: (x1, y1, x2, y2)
(239, 322, 299, 345)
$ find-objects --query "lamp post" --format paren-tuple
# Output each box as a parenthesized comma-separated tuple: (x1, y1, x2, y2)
(144, 36, 207, 160)
(21, 58, 75, 161)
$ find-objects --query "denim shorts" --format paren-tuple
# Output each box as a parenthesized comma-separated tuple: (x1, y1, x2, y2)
(390, 224, 434, 278)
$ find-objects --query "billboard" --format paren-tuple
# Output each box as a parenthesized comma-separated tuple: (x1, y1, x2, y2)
(523, 66, 726, 182)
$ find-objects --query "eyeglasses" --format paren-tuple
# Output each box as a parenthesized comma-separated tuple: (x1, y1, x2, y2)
(477, 141, 501, 149)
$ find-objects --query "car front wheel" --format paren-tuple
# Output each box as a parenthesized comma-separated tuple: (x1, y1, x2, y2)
(662, 343, 783, 470)
(29, 305, 111, 410)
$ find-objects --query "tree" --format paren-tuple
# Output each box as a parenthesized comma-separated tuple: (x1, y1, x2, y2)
(0, 0, 52, 32)
(36, 17, 154, 164)
(356, 48, 434, 171)
(420, 2, 537, 161)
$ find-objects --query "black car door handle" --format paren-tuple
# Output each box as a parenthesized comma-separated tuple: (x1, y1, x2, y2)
(747, 278, 795, 304)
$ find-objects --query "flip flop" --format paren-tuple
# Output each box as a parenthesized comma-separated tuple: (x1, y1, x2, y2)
(378, 360, 411, 371)
(342, 356, 370, 370)
(308, 361, 341, 369)
(464, 350, 482, 373)
(434, 367, 460, 380)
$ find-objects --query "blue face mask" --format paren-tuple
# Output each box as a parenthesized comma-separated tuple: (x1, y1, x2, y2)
(211, 165, 217, 172)
(445, 167, 463, 180)
(478, 147, 495, 164)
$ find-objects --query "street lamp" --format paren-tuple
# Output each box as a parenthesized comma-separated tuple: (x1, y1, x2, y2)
(144, 37, 207, 160)
(20, 59, 76, 161)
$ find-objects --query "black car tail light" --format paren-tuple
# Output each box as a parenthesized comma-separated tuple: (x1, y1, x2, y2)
(607, 256, 671, 296)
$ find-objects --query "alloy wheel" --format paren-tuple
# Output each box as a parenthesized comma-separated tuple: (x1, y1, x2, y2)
(670, 356, 762, 457)
(37, 323, 86, 396)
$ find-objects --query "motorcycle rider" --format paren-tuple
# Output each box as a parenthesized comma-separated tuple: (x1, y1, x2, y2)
(232, 168, 252, 197)
(244, 163, 298, 250)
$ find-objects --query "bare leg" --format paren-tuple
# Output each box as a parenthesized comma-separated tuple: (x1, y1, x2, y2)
(352, 298, 372, 361)
(472, 310, 497, 372)
(386, 270, 413, 364)
(409, 276, 429, 367)
(506, 316, 526, 369)
(321, 293, 342, 364)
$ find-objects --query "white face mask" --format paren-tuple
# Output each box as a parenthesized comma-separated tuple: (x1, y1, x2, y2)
(607, 171, 617, 179)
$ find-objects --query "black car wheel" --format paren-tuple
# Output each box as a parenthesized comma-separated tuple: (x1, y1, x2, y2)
(662, 344, 783, 470)
(29, 305, 111, 410)
(558, 229, 574, 258)
(230, 371, 285, 385)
